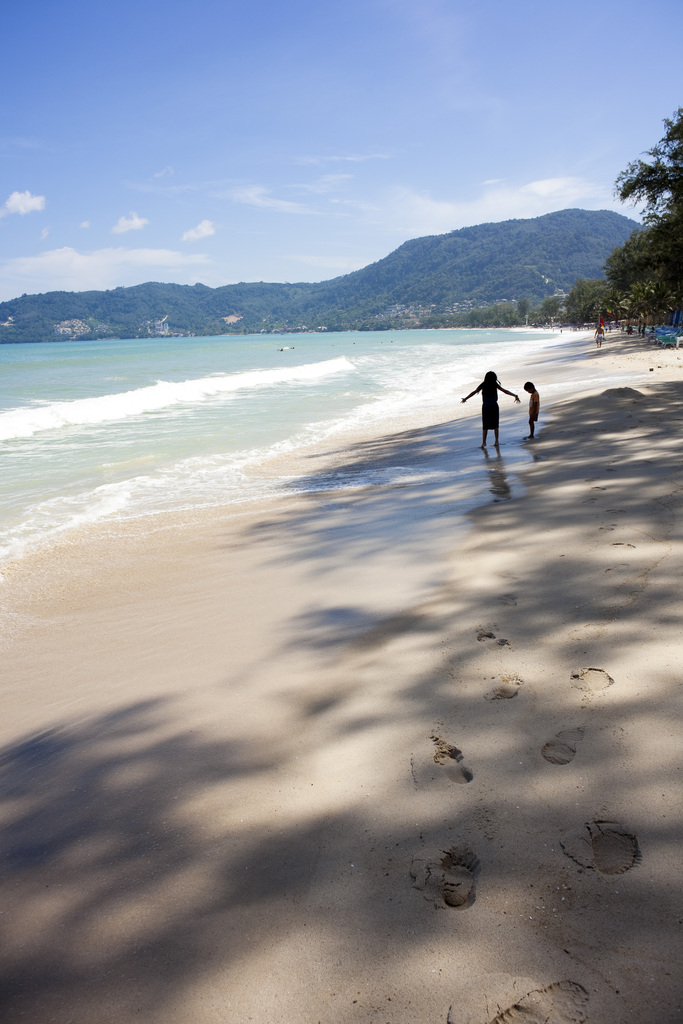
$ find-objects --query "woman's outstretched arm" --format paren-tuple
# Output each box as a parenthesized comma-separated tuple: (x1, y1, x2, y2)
(497, 384, 520, 402)
(461, 383, 482, 403)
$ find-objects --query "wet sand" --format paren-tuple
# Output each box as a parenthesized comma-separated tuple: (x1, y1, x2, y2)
(0, 330, 681, 1023)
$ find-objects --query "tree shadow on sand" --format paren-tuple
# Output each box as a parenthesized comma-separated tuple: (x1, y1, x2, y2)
(0, 686, 675, 1024)
(1, 384, 681, 1022)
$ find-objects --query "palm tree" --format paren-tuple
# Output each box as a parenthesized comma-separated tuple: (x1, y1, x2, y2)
(648, 280, 676, 325)
(602, 289, 626, 325)
(627, 282, 651, 334)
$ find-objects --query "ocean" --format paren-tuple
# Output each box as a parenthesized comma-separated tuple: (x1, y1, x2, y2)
(0, 328, 632, 570)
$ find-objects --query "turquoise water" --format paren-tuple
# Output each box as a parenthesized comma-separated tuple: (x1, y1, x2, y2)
(0, 328, 569, 564)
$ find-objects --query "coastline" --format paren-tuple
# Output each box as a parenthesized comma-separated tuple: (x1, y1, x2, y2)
(0, 328, 642, 576)
(0, 330, 681, 1023)
(0, 327, 575, 569)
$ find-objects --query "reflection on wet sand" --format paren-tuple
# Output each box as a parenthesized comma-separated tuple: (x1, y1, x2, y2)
(482, 448, 511, 501)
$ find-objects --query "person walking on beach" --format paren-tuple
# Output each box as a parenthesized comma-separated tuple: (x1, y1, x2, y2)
(461, 371, 520, 448)
(523, 381, 540, 439)
(594, 324, 605, 348)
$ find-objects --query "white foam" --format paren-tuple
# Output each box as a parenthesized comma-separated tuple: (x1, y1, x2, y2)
(0, 479, 137, 564)
(0, 329, 601, 569)
(0, 356, 355, 441)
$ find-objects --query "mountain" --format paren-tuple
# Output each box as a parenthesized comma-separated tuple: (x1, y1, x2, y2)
(0, 208, 639, 343)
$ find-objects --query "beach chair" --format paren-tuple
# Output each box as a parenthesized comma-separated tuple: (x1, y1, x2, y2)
(659, 333, 680, 348)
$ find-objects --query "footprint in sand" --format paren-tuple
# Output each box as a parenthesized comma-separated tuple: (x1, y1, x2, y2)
(570, 667, 613, 692)
(542, 727, 585, 765)
(499, 593, 518, 606)
(468, 980, 589, 1024)
(477, 630, 511, 646)
(411, 847, 479, 908)
(560, 820, 640, 875)
(611, 541, 636, 548)
(485, 675, 523, 700)
(430, 734, 473, 784)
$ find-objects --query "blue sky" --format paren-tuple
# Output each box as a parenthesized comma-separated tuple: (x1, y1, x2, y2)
(0, 0, 681, 301)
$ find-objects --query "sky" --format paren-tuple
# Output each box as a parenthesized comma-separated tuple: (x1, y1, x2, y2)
(0, 0, 681, 302)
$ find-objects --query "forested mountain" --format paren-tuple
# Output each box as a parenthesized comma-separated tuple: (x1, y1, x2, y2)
(0, 208, 638, 342)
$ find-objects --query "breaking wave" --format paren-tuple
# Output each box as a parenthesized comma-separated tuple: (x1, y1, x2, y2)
(0, 356, 355, 441)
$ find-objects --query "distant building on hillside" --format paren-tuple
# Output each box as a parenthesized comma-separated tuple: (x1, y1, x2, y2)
(139, 317, 172, 336)
(54, 319, 90, 338)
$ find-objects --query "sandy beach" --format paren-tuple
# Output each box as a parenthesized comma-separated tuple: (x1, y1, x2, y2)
(0, 330, 681, 1023)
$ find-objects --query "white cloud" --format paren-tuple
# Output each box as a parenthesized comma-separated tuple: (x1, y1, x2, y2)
(40, 226, 50, 240)
(341, 176, 618, 239)
(230, 185, 316, 214)
(153, 166, 174, 178)
(112, 211, 149, 234)
(182, 219, 216, 241)
(80, 220, 90, 229)
(519, 177, 603, 201)
(0, 190, 46, 219)
(0, 246, 210, 301)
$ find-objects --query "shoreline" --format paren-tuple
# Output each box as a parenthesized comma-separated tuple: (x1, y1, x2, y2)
(0, 330, 681, 1023)
(0, 327, 611, 573)
(0, 328, 641, 579)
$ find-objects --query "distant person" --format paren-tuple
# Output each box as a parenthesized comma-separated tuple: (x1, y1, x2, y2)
(594, 325, 605, 348)
(462, 371, 520, 448)
(523, 381, 540, 439)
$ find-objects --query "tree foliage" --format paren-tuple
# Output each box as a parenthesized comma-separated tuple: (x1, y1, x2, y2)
(563, 279, 608, 323)
(604, 230, 651, 291)
(609, 108, 683, 300)
(615, 108, 683, 218)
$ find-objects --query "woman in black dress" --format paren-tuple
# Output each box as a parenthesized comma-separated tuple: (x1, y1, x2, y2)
(461, 370, 520, 448)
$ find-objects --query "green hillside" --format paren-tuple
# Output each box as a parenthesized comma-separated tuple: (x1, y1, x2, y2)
(0, 208, 639, 343)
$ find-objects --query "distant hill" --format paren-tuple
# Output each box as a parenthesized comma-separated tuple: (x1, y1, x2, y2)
(0, 208, 638, 342)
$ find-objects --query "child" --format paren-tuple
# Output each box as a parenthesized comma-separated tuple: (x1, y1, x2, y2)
(523, 381, 540, 439)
